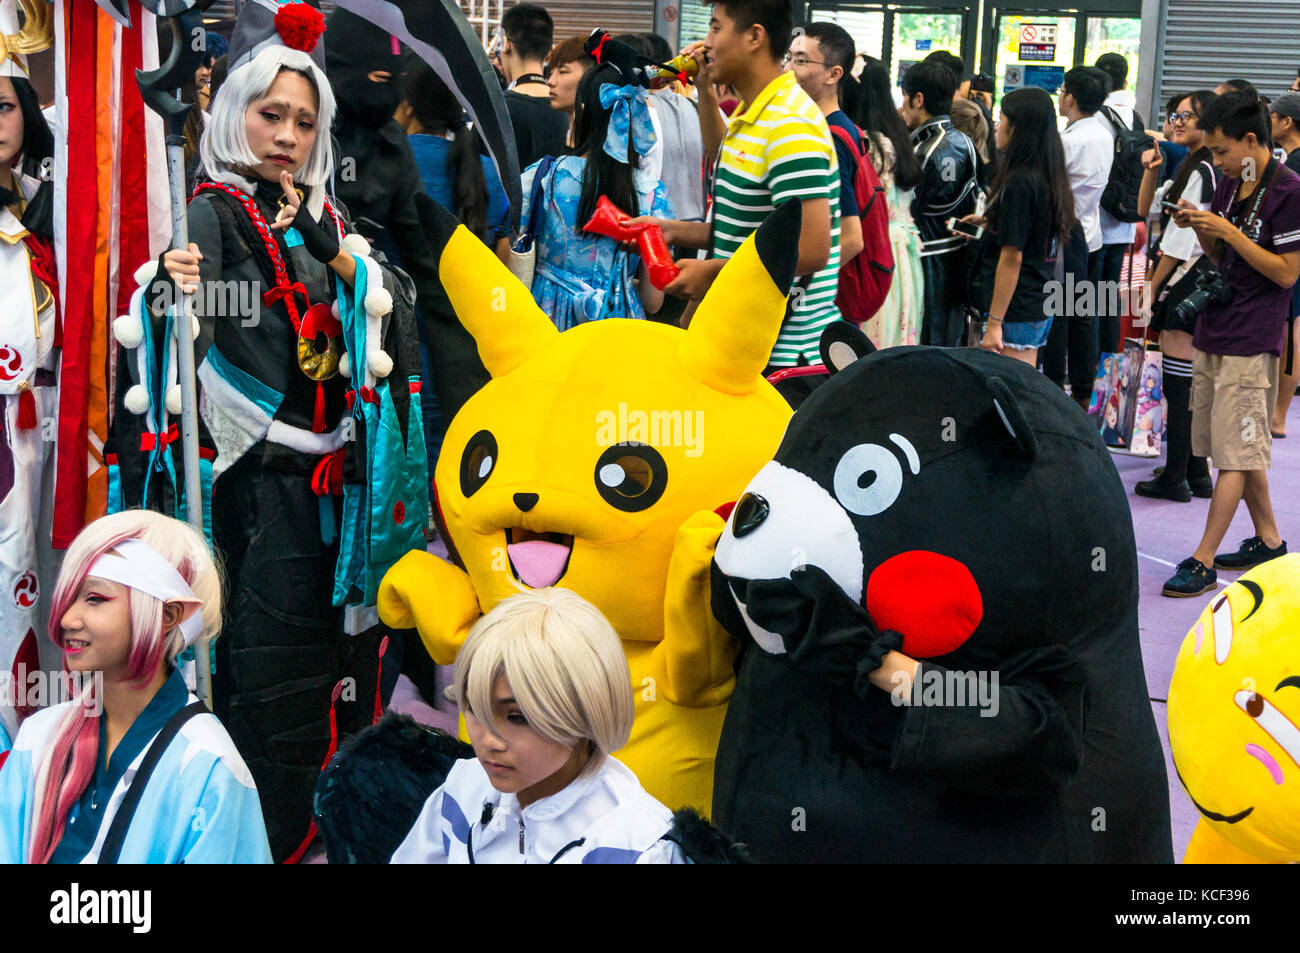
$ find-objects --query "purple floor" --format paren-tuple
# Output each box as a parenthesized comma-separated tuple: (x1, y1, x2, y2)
(1121, 396, 1299, 861)
(388, 397, 1300, 864)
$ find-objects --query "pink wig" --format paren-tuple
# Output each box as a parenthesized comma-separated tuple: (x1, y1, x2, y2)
(27, 511, 220, 864)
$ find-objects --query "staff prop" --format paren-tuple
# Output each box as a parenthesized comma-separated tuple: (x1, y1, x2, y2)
(135, 4, 212, 706)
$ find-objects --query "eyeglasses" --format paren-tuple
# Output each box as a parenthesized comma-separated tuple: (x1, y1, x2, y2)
(782, 54, 825, 68)
(1168, 110, 1197, 125)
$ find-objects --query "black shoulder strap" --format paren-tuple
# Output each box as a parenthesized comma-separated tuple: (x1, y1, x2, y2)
(97, 701, 208, 864)
(1198, 159, 1217, 203)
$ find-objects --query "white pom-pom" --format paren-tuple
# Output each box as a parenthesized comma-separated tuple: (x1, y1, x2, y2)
(191, 315, 201, 340)
(124, 384, 151, 415)
(331, 301, 340, 319)
(367, 349, 393, 378)
(165, 385, 183, 415)
(134, 260, 159, 287)
(340, 233, 371, 257)
(113, 314, 144, 348)
(364, 286, 393, 317)
(338, 351, 351, 379)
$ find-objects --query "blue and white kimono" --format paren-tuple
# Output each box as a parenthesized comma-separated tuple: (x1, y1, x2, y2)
(0, 667, 271, 863)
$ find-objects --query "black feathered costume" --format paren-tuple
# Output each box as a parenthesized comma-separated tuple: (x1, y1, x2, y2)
(711, 327, 1173, 863)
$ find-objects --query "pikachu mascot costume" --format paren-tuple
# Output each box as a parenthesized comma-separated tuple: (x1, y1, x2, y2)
(377, 197, 802, 810)
(1169, 553, 1300, 863)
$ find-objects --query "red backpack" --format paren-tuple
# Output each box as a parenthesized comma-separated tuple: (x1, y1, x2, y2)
(827, 121, 895, 325)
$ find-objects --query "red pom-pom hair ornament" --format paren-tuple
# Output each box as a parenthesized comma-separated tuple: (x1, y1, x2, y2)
(274, 2, 326, 53)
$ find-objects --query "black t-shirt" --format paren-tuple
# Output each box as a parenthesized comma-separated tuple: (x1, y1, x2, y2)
(988, 172, 1057, 323)
(1286, 147, 1300, 175)
(506, 90, 570, 170)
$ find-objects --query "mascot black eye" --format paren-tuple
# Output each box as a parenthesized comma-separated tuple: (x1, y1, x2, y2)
(833, 443, 903, 516)
(594, 444, 667, 512)
(460, 430, 498, 497)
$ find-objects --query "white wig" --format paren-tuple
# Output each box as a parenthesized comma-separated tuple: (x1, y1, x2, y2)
(199, 44, 336, 206)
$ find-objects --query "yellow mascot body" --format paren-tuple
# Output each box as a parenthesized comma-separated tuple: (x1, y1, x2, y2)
(1168, 552, 1300, 863)
(378, 198, 802, 810)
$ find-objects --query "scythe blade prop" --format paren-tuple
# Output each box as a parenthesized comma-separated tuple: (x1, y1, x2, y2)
(332, 0, 522, 231)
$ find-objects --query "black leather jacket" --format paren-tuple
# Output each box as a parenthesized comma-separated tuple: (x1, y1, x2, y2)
(910, 117, 979, 346)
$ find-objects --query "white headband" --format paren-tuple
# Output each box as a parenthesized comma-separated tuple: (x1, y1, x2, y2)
(87, 538, 205, 647)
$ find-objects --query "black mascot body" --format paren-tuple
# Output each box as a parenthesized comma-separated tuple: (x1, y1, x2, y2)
(710, 326, 1173, 863)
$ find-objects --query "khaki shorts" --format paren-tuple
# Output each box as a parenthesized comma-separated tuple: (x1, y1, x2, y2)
(1191, 351, 1279, 470)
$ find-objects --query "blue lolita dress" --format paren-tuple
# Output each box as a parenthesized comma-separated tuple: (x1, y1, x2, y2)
(521, 155, 673, 330)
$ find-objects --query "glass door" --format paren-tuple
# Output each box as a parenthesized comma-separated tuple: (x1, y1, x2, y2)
(807, 6, 887, 68)
(891, 11, 965, 88)
(993, 14, 1076, 106)
(1084, 16, 1141, 94)
(803, 3, 977, 99)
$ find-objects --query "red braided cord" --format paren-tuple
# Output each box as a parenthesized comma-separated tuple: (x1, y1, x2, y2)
(191, 182, 343, 330)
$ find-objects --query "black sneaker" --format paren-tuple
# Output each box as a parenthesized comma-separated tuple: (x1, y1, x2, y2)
(1163, 557, 1217, 598)
(1135, 478, 1192, 502)
(1214, 537, 1288, 572)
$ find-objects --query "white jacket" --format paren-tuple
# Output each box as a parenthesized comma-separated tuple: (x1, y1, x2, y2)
(391, 755, 685, 864)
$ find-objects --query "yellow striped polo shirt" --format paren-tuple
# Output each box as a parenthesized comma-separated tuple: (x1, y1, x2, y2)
(711, 70, 841, 367)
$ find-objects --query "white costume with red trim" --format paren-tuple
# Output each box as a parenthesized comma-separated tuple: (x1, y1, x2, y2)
(0, 0, 59, 748)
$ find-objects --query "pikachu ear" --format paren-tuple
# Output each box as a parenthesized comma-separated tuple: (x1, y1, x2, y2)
(415, 193, 556, 377)
(680, 200, 801, 394)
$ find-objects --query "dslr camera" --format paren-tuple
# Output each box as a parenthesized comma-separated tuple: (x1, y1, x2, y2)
(1173, 267, 1235, 325)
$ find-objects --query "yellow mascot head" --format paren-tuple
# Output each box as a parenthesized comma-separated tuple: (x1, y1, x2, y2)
(1168, 553, 1300, 862)
(417, 197, 799, 642)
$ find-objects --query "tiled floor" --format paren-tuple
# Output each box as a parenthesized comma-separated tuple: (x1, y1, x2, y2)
(390, 397, 1300, 863)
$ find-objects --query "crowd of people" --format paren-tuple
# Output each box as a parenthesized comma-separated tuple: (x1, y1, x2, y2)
(1, 0, 1298, 866)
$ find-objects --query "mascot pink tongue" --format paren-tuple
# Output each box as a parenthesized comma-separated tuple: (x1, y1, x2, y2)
(508, 540, 571, 588)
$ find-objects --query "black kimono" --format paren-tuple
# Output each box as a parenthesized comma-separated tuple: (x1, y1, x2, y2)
(114, 171, 421, 861)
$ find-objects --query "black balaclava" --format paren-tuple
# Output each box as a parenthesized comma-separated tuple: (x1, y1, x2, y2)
(324, 7, 404, 128)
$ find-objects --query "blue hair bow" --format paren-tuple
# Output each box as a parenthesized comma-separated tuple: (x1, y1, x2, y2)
(598, 83, 657, 164)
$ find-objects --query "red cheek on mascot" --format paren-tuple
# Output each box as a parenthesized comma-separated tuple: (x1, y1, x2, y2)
(865, 551, 982, 659)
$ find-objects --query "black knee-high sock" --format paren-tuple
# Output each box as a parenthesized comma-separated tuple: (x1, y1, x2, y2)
(1162, 356, 1193, 485)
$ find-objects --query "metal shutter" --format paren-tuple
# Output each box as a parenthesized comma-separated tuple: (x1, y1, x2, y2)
(203, 1, 653, 49)
(534, 1, 655, 44)
(201, 1, 338, 20)
(679, 1, 711, 45)
(456, 0, 654, 49)
(1159, 0, 1300, 102)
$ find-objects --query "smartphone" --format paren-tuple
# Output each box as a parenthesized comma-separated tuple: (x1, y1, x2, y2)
(1161, 200, 1183, 213)
(948, 217, 984, 240)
